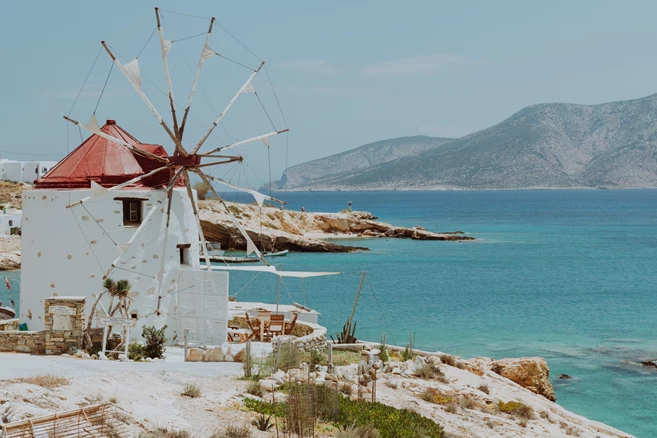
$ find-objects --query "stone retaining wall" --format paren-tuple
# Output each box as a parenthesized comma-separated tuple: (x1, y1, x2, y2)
(273, 322, 327, 353)
(0, 330, 46, 354)
(0, 296, 86, 355)
(0, 319, 20, 331)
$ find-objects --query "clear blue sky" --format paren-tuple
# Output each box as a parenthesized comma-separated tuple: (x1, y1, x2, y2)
(2, 0, 657, 185)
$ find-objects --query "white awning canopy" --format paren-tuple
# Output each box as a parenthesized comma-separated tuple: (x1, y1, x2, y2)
(210, 265, 342, 278)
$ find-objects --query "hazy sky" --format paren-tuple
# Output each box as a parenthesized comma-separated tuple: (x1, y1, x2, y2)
(2, 1, 657, 186)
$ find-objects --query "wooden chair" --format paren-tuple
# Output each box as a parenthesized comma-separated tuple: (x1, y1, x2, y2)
(285, 312, 298, 335)
(227, 328, 250, 343)
(245, 313, 261, 341)
(268, 314, 285, 339)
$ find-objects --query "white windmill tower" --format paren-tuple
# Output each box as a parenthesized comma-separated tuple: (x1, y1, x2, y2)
(20, 8, 289, 346)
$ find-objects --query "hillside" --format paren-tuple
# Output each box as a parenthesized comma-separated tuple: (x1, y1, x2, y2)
(270, 135, 454, 190)
(275, 93, 657, 190)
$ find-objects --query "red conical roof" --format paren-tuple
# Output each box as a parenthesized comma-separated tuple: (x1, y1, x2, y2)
(35, 120, 183, 189)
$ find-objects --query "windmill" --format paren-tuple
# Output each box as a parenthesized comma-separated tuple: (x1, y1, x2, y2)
(62, 8, 288, 317)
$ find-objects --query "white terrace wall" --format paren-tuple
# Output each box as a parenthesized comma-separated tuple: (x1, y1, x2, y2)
(20, 187, 205, 342)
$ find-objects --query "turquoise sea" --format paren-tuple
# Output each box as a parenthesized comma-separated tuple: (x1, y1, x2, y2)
(5, 190, 657, 436)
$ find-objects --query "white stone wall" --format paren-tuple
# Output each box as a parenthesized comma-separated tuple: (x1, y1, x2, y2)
(2, 162, 24, 183)
(0, 161, 57, 183)
(20, 187, 202, 342)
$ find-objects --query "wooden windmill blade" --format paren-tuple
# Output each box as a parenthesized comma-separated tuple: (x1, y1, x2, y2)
(194, 169, 270, 266)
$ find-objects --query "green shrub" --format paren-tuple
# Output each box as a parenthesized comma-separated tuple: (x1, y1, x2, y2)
(142, 325, 167, 359)
(244, 397, 285, 417)
(497, 400, 534, 419)
(128, 343, 145, 361)
(252, 414, 274, 431)
(401, 345, 413, 361)
(378, 339, 389, 363)
(245, 384, 444, 437)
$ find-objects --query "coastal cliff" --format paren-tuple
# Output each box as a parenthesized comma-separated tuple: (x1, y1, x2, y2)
(198, 200, 473, 253)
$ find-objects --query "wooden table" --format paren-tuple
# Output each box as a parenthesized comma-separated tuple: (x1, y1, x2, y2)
(257, 311, 271, 342)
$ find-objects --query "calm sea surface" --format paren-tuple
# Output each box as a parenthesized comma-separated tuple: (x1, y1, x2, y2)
(5, 190, 657, 436)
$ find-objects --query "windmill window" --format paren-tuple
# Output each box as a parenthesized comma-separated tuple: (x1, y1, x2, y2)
(122, 200, 142, 226)
(177, 243, 191, 265)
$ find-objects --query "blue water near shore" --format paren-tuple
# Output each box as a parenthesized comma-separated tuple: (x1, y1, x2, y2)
(5, 189, 657, 435)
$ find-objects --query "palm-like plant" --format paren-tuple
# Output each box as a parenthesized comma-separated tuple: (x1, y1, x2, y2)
(103, 278, 133, 317)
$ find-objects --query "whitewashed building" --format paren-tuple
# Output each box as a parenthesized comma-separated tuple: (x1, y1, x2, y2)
(20, 120, 229, 344)
(0, 208, 21, 235)
(0, 159, 57, 183)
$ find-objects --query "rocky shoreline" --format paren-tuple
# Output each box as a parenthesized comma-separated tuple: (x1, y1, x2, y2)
(199, 200, 474, 253)
(0, 201, 473, 270)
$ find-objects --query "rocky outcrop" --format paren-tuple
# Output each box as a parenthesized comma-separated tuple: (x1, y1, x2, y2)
(0, 236, 22, 271)
(198, 200, 473, 253)
(490, 357, 556, 401)
(200, 219, 367, 253)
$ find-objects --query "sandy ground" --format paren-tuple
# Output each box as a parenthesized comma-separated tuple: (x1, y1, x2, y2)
(0, 349, 266, 437)
(0, 348, 634, 438)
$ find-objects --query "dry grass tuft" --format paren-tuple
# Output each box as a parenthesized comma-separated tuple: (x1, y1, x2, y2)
(212, 425, 253, 438)
(246, 381, 263, 398)
(339, 382, 353, 396)
(140, 429, 191, 438)
(20, 374, 69, 389)
(564, 426, 581, 436)
(414, 363, 445, 380)
(419, 387, 454, 405)
(439, 354, 456, 366)
(497, 400, 534, 419)
(181, 383, 201, 398)
(477, 383, 490, 394)
(457, 395, 479, 410)
(383, 380, 398, 389)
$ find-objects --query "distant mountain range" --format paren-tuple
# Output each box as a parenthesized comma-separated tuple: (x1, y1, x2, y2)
(271, 93, 657, 190)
